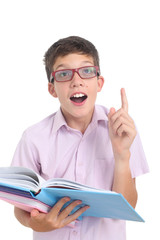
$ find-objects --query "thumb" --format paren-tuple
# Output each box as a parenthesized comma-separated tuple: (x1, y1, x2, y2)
(108, 107, 116, 119)
(31, 209, 40, 218)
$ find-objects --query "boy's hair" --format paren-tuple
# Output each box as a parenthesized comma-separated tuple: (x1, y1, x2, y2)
(43, 36, 100, 82)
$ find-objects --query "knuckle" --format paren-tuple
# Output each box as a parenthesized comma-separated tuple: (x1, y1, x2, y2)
(119, 116, 123, 122)
(47, 217, 60, 229)
(53, 221, 61, 229)
(79, 206, 88, 214)
(46, 216, 55, 225)
(70, 199, 79, 206)
(62, 207, 71, 215)
(119, 108, 124, 114)
(109, 116, 114, 123)
(53, 204, 61, 212)
(112, 125, 117, 133)
(61, 197, 70, 204)
(54, 197, 69, 210)
(118, 123, 123, 130)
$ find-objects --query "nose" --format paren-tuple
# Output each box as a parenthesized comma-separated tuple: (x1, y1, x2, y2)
(70, 72, 85, 88)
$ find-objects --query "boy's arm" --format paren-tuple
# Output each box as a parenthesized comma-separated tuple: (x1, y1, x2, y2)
(108, 88, 137, 208)
(111, 153, 137, 208)
(14, 197, 89, 232)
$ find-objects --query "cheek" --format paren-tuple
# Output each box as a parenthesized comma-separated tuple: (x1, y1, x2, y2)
(56, 89, 68, 103)
(54, 84, 64, 98)
(89, 87, 99, 102)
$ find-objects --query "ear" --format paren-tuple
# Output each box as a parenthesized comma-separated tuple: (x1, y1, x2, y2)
(97, 76, 104, 92)
(48, 83, 58, 98)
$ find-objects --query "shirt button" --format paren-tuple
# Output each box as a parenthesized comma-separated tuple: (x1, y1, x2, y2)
(73, 230, 77, 235)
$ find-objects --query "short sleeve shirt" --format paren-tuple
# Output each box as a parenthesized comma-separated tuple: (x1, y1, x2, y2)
(11, 105, 149, 240)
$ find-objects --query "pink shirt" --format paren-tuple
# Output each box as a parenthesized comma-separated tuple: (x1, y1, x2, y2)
(11, 105, 149, 240)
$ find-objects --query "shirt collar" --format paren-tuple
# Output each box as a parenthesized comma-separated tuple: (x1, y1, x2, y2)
(52, 105, 108, 134)
(92, 105, 108, 124)
(52, 108, 67, 133)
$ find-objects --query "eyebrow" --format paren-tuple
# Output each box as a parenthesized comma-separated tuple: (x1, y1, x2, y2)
(54, 61, 94, 71)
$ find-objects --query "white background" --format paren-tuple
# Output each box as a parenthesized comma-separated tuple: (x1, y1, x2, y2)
(0, 0, 159, 239)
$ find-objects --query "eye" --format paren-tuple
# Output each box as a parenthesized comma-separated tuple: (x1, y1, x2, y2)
(59, 71, 69, 77)
(80, 67, 96, 77)
(55, 70, 72, 81)
(83, 67, 93, 74)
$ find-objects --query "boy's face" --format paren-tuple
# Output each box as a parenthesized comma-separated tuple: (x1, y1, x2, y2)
(48, 53, 104, 124)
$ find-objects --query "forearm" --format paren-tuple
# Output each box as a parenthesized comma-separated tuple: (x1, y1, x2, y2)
(14, 207, 30, 228)
(112, 151, 138, 208)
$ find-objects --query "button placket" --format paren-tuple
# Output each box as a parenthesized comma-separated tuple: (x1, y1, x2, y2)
(75, 138, 86, 184)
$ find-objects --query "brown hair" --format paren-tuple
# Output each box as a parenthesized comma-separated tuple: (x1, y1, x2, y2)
(43, 36, 100, 82)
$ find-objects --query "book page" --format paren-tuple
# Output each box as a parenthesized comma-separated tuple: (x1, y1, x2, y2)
(0, 167, 45, 192)
(42, 178, 114, 193)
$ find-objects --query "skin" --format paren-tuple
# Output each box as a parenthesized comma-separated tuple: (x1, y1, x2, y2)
(48, 53, 104, 133)
(14, 54, 137, 232)
(108, 88, 137, 208)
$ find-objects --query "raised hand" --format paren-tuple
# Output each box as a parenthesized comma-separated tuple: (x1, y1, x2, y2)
(108, 88, 137, 160)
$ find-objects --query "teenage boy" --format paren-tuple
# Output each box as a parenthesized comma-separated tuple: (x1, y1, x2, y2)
(11, 36, 149, 240)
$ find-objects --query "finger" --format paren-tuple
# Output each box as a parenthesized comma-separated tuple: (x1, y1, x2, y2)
(30, 209, 47, 223)
(111, 116, 135, 135)
(108, 107, 116, 119)
(116, 123, 136, 138)
(121, 88, 128, 112)
(48, 197, 71, 217)
(109, 108, 133, 125)
(63, 205, 90, 226)
(58, 200, 82, 220)
(31, 209, 40, 218)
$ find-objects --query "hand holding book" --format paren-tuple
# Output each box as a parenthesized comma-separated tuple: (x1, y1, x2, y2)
(16, 197, 89, 232)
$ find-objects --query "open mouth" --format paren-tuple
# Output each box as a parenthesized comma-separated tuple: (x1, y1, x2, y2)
(70, 93, 88, 103)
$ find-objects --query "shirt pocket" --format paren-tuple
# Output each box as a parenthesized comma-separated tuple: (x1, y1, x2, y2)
(94, 158, 115, 190)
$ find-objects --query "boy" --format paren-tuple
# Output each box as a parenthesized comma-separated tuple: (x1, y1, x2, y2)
(11, 36, 149, 240)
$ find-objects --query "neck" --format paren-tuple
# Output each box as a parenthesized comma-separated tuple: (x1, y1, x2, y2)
(61, 108, 94, 134)
(67, 119, 90, 134)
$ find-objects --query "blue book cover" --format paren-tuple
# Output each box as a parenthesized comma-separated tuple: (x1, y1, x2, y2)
(0, 167, 144, 222)
(33, 187, 144, 222)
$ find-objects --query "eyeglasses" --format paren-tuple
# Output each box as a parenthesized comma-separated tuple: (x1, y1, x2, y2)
(50, 66, 99, 83)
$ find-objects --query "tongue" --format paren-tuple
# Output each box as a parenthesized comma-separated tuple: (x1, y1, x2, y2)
(71, 97, 84, 103)
(71, 96, 87, 103)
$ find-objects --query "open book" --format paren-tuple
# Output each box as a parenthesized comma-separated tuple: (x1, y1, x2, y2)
(0, 167, 144, 222)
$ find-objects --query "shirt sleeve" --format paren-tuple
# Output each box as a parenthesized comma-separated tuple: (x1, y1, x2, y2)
(129, 131, 149, 178)
(11, 130, 41, 174)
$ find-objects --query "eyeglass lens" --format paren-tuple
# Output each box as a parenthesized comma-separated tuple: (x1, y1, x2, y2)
(54, 66, 97, 82)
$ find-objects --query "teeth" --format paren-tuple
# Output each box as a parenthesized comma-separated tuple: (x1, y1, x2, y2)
(73, 93, 85, 98)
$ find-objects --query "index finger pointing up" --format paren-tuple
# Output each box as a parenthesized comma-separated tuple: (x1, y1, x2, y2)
(121, 88, 128, 112)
